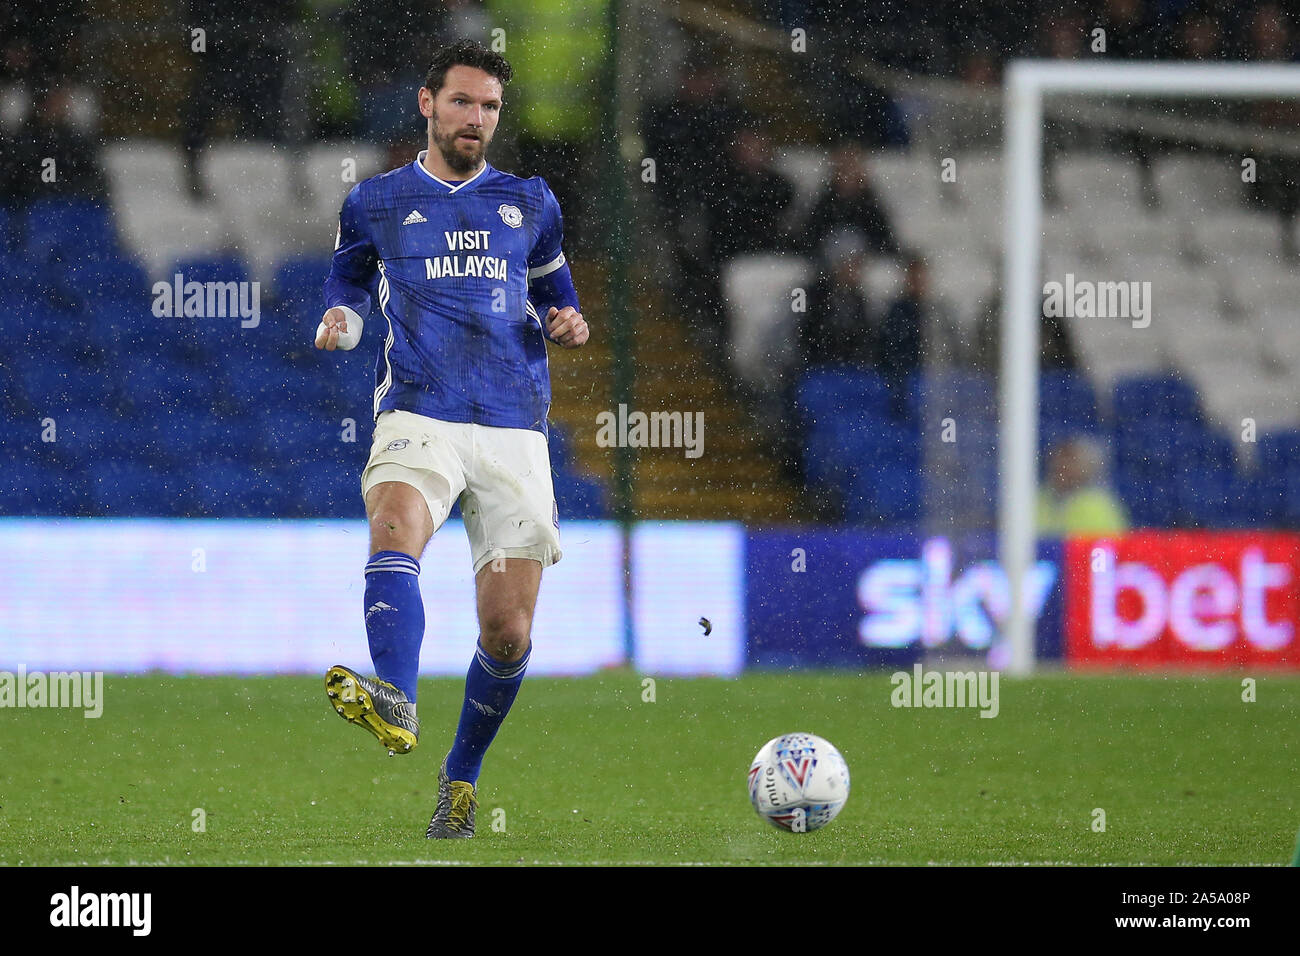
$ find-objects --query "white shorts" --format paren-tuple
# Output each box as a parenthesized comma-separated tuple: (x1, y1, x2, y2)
(361, 409, 562, 574)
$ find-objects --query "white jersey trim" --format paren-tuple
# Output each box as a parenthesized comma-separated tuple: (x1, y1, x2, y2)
(373, 259, 397, 419)
(413, 150, 489, 193)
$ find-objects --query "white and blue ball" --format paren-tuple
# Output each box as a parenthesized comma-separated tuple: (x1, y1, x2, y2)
(747, 733, 850, 833)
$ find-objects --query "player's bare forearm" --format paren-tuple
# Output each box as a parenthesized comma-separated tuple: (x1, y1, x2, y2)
(546, 306, 588, 349)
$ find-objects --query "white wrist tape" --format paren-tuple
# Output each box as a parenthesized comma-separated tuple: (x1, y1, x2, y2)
(317, 305, 364, 350)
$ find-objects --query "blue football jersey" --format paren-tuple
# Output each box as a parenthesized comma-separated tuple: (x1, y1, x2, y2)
(324, 152, 574, 434)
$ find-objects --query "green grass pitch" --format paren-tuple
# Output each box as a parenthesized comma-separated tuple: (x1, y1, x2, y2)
(2, 671, 1296, 865)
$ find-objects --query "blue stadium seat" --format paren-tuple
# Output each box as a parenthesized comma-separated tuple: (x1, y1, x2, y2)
(24, 199, 118, 262)
(548, 422, 572, 471)
(273, 256, 333, 312)
(0, 458, 92, 516)
(843, 455, 921, 525)
(1223, 472, 1266, 528)
(120, 354, 220, 411)
(1114, 375, 1202, 426)
(217, 352, 302, 412)
(554, 471, 607, 519)
(284, 459, 364, 518)
(85, 458, 195, 517)
(15, 356, 117, 411)
(193, 460, 291, 518)
(18, 301, 85, 359)
(254, 409, 345, 471)
(802, 410, 897, 491)
(1040, 369, 1100, 435)
(1118, 471, 1178, 527)
(795, 366, 891, 430)
(64, 256, 150, 304)
(52, 408, 136, 463)
(916, 370, 995, 417)
(170, 254, 252, 287)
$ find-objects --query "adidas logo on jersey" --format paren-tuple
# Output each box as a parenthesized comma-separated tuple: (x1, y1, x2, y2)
(402, 210, 428, 225)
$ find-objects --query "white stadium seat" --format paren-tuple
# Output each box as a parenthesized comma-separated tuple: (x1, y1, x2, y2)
(722, 253, 814, 385)
(1052, 154, 1140, 210)
(1152, 155, 1244, 213)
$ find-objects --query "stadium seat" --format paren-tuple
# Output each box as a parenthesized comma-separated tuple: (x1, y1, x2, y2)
(554, 472, 608, 519)
(0, 458, 93, 516)
(795, 366, 892, 430)
(285, 458, 365, 518)
(23, 198, 118, 262)
(1114, 375, 1202, 426)
(1052, 154, 1141, 210)
(85, 458, 196, 517)
(548, 423, 572, 471)
(15, 353, 117, 411)
(51, 408, 137, 463)
(1151, 155, 1243, 213)
(1039, 370, 1099, 435)
(62, 256, 150, 304)
(170, 253, 252, 287)
(273, 256, 333, 318)
(193, 460, 291, 518)
(254, 408, 355, 472)
(120, 354, 220, 412)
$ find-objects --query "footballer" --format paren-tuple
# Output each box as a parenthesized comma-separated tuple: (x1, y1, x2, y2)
(316, 39, 588, 838)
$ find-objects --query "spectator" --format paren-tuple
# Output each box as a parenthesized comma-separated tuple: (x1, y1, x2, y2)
(1036, 436, 1129, 535)
(1097, 0, 1159, 59)
(879, 255, 963, 411)
(181, 0, 293, 198)
(800, 144, 898, 258)
(1180, 7, 1225, 60)
(972, 286, 1078, 375)
(641, 56, 748, 346)
(485, 0, 608, 257)
(1241, 2, 1300, 256)
(710, 120, 796, 260)
(798, 227, 879, 368)
(343, 0, 445, 145)
(2, 85, 107, 208)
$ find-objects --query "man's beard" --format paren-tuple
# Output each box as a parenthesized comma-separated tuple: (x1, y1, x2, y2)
(432, 118, 486, 175)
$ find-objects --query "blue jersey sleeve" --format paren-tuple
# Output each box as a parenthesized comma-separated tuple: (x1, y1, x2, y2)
(526, 178, 579, 342)
(324, 185, 378, 319)
(527, 178, 565, 275)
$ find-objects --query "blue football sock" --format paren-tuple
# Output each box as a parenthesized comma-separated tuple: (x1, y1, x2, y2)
(363, 550, 424, 702)
(444, 640, 531, 785)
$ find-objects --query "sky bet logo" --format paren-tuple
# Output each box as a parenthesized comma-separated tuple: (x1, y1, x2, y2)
(856, 538, 1056, 650)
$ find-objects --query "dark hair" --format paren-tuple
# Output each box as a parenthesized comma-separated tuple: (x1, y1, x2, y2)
(423, 39, 513, 96)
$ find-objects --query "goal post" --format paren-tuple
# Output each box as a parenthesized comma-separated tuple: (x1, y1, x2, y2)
(1000, 60, 1300, 675)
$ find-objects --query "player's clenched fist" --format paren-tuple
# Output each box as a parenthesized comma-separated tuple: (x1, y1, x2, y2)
(546, 306, 588, 349)
(316, 306, 362, 351)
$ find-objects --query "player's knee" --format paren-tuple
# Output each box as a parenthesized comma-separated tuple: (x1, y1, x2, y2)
(367, 490, 432, 552)
(479, 613, 531, 663)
